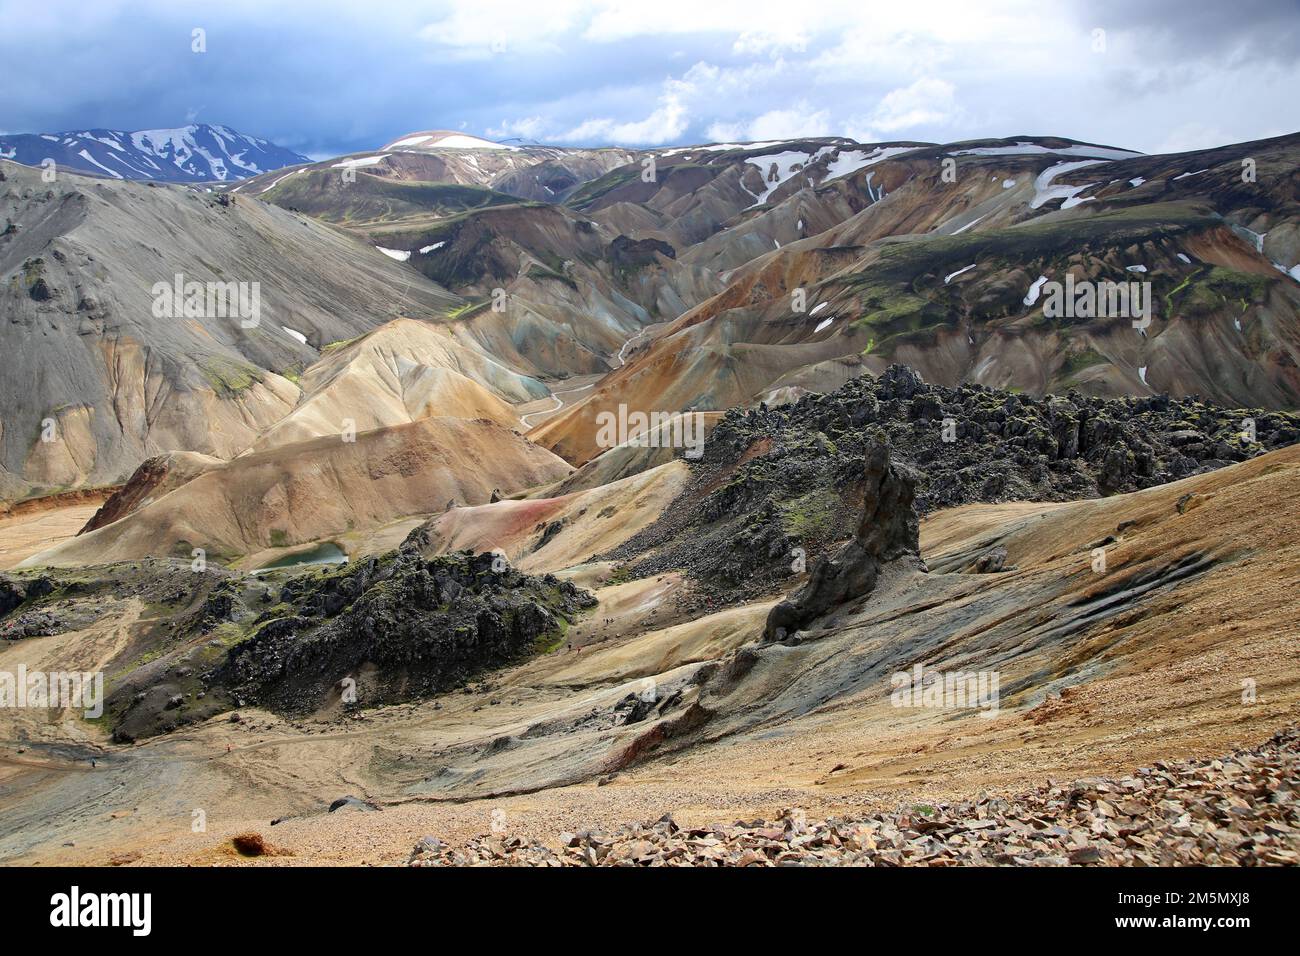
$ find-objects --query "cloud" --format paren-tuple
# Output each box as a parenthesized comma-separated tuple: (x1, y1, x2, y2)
(558, 62, 724, 144)
(416, 0, 584, 58)
(707, 106, 832, 142)
(732, 29, 809, 56)
(563, 92, 689, 144)
(1153, 122, 1234, 155)
(485, 116, 547, 141)
(0, 0, 1295, 157)
(869, 78, 959, 133)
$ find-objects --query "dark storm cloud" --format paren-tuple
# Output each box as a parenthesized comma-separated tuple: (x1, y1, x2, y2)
(1073, 0, 1300, 65)
(0, 1, 717, 154)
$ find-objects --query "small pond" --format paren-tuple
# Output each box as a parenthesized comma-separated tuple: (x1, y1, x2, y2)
(253, 541, 348, 573)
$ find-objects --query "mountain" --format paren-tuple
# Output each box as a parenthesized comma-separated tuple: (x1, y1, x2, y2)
(0, 157, 460, 499)
(0, 124, 309, 183)
(22, 415, 572, 568)
(226, 132, 686, 384)
(531, 133, 1300, 463)
(3, 127, 1300, 868)
(234, 130, 636, 206)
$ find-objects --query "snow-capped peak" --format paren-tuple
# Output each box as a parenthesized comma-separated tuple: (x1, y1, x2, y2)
(380, 130, 519, 152)
(0, 123, 309, 183)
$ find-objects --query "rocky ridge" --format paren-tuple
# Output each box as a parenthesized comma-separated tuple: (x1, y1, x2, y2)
(765, 440, 921, 639)
(608, 365, 1300, 605)
(104, 547, 596, 740)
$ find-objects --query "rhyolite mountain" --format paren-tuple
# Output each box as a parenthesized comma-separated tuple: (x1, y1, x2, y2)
(5, 130, 1300, 503)
(0, 124, 309, 183)
(3, 123, 1300, 869)
(531, 132, 1300, 463)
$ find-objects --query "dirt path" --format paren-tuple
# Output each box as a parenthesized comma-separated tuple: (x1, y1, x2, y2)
(519, 325, 656, 430)
(0, 598, 143, 745)
(519, 381, 595, 429)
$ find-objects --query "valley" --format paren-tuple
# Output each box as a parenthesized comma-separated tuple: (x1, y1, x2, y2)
(2, 127, 1299, 868)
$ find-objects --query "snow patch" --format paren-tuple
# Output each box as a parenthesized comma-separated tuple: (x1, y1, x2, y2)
(945, 263, 977, 284)
(1177, 253, 1192, 264)
(1138, 366, 1148, 385)
(953, 142, 1139, 160)
(662, 141, 782, 156)
(432, 134, 515, 150)
(261, 169, 301, 193)
(1030, 160, 1104, 210)
(814, 317, 833, 333)
(862, 170, 885, 203)
(1125, 264, 1148, 273)
(1129, 177, 1146, 187)
(419, 242, 446, 254)
(332, 154, 389, 168)
(282, 325, 308, 345)
(76, 149, 123, 179)
(1229, 224, 1267, 254)
(822, 145, 920, 182)
(743, 147, 834, 207)
(376, 247, 412, 261)
(388, 135, 432, 148)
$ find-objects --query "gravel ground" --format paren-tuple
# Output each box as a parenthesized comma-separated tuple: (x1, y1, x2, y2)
(409, 725, 1300, 866)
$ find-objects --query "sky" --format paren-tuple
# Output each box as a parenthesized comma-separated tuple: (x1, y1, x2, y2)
(1, 0, 1297, 159)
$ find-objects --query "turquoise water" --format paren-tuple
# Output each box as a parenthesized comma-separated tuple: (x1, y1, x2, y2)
(254, 541, 348, 572)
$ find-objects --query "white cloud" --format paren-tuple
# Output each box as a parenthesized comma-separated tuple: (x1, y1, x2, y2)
(485, 116, 547, 140)
(732, 29, 809, 56)
(708, 106, 832, 142)
(558, 62, 726, 144)
(563, 88, 690, 144)
(751, 109, 831, 139)
(868, 77, 959, 133)
(705, 121, 743, 142)
(812, 29, 950, 82)
(582, 0, 829, 42)
(840, 120, 883, 144)
(577, 0, 1016, 45)
(417, 1, 583, 58)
